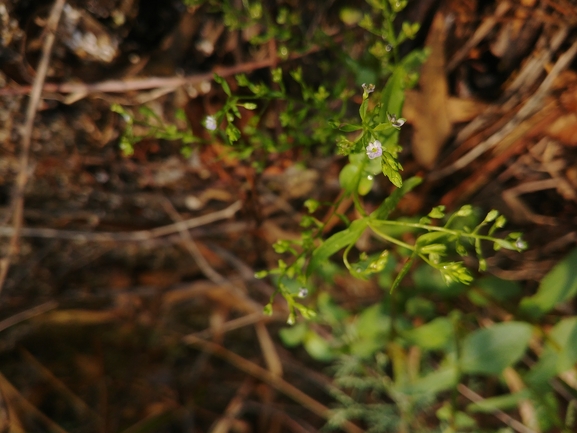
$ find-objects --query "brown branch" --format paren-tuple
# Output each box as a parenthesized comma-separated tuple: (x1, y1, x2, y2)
(184, 335, 364, 433)
(0, 201, 242, 242)
(458, 384, 538, 433)
(0, 0, 67, 295)
(0, 39, 331, 97)
(0, 300, 58, 333)
(431, 37, 577, 181)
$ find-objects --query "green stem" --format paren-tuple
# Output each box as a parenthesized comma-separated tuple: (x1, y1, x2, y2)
(382, 1, 399, 64)
(371, 219, 500, 244)
(368, 223, 415, 251)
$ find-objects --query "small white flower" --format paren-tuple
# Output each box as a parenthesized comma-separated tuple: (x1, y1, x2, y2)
(515, 238, 527, 250)
(362, 83, 375, 94)
(298, 288, 308, 298)
(204, 115, 217, 131)
(366, 139, 382, 159)
(387, 112, 406, 128)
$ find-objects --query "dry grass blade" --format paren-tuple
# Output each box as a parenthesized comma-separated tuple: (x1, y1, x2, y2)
(0, 372, 70, 433)
(0, 0, 67, 294)
(0, 35, 342, 98)
(502, 367, 540, 432)
(431, 38, 577, 180)
(210, 378, 254, 433)
(0, 201, 242, 242)
(410, 11, 451, 168)
(19, 348, 104, 427)
(458, 384, 538, 433)
(187, 312, 281, 340)
(0, 300, 58, 333)
(447, 1, 512, 72)
(184, 335, 364, 433)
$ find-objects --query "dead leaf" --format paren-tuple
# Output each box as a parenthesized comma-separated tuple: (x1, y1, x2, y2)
(410, 12, 452, 168)
(546, 113, 577, 146)
(404, 92, 486, 124)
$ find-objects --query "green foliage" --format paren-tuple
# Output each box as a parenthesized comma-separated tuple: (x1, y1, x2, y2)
(110, 0, 577, 431)
(520, 247, 577, 318)
(460, 322, 533, 375)
(111, 104, 198, 157)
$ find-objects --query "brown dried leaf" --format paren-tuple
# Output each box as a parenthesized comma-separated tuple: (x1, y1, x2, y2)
(410, 12, 452, 168)
(546, 113, 577, 146)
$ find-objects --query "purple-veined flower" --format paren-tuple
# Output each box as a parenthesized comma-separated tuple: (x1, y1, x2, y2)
(362, 83, 375, 94)
(366, 139, 382, 159)
(387, 112, 406, 128)
(204, 115, 217, 131)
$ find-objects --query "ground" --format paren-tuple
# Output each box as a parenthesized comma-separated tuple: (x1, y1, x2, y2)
(1, 0, 577, 432)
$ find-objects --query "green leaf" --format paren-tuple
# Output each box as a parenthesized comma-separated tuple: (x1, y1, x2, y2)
(373, 122, 395, 132)
(380, 65, 405, 120)
(338, 163, 361, 194)
(175, 108, 187, 122)
(524, 318, 577, 393)
(304, 330, 335, 361)
(402, 366, 458, 395)
(317, 292, 349, 325)
(381, 151, 403, 187)
(548, 317, 577, 373)
(390, 252, 416, 294)
(138, 105, 162, 122)
(382, 165, 403, 188)
(418, 243, 447, 255)
(279, 322, 307, 347)
(359, 98, 369, 121)
(350, 305, 391, 358)
(370, 176, 422, 220)
(524, 350, 557, 390)
(214, 73, 231, 96)
(475, 276, 521, 302)
(405, 296, 435, 319)
(294, 303, 316, 320)
(403, 317, 453, 350)
(225, 124, 241, 142)
(467, 390, 532, 413)
(428, 206, 445, 219)
(329, 121, 363, 132)
(357, 175, 374, 196)
(460, 322, 533, 375)
(339, 7, 362, 25)
(307, 219, 368, 277)
(520, 247, 577, 318)
(417, 231, 451, 246)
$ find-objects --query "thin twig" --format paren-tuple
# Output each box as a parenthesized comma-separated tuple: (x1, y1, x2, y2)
(0, 300, 58, 333)
(457, 384, 538, 433)
(0, 0, 67, 295)
(160, 198, 231, 286)
(187, 312, 282, 340)
(447, 2, 511, 72)
(184, 336, 364, 433)
(0, 371, 70, 433)
(0, 37, 336, 97)
(0, 201, 242, 242)
(210, 378, 254, 433)
(431, 38, 577, 181)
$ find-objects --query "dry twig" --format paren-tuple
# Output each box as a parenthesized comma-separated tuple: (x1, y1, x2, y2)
(0, 201, 242, 242)
(184, 335, 364, 433)
(458, 384, 538, 433)
(431, 38, 577, 181)
(0, 300, 58, 333)
(0, 0, 67, 295)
